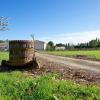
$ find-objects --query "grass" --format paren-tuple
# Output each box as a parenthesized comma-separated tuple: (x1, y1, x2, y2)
(0, 51, 100, 99)
(0, 52, 9, 64)
(0, 71, 100, 100)
(44, 50, 100, 59)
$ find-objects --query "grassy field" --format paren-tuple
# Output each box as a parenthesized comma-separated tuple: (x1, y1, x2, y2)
(0, 71, 100, 100)
(0, 52, 9, 63)
(44, 50, 100, 60)
(0, 52, 100, 99)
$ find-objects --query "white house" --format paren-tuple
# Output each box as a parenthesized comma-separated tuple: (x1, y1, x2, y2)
(55, 46, 65, 50)
(34, 40, 47, 51)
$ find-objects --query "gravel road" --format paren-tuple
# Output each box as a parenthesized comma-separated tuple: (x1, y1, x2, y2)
(36, 53, 100, 73)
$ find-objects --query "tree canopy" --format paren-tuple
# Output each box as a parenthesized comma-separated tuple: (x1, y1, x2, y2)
(46, 41, 55, 51)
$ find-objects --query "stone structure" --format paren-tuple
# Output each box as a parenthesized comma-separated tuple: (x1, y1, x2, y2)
(9, 40, 34, 66)
(1, 40, 37, 68)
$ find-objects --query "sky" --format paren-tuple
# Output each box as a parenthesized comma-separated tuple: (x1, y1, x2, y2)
(0, 0, 100, 44)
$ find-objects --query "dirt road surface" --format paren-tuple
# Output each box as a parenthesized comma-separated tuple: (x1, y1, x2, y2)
(36, 53, 100, 73)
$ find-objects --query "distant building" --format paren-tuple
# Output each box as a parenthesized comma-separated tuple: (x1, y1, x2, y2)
(0, 42, 9, 51)
(34, 40, 47, 51)
(55, 46, 65, 50)
(0, 40, 47, 51)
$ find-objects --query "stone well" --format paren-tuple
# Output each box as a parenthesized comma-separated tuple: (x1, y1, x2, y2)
(9, 40, 35, 66)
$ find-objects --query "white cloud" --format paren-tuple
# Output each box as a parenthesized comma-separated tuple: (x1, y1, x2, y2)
(41, 30, 100, 44)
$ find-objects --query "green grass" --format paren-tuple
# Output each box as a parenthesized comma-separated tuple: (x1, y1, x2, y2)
(0, 71, 100, 100)
(44, 50, 100, 59)
(0, 52, 100, 99)
(0, 52, 9, 63)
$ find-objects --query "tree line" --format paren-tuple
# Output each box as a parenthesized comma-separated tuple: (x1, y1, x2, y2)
(46, 38, 100, 51)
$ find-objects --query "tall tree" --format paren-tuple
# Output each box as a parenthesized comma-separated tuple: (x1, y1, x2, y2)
(46, 41, 55, 51)
(89, 39, 98, 48)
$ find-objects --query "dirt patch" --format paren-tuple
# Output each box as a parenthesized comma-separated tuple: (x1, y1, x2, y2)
(28, 57, 100, 85)
(73, 55, 100, 61)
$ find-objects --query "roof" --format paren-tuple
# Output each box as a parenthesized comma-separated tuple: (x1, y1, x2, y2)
(55, 46, 65, 47)
(35, 40, 45, 43)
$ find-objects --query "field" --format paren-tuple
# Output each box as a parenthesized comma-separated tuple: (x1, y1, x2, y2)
(0, 71, 100, 100)
(0, 52, 9, 63)
(44, 50, 100, 60)
(0, 52, 100, 99)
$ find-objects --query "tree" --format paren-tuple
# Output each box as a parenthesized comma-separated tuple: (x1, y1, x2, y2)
(74, 38, 100, 49)
(48, 41, 54, 47)
(97, 39, 100, 47)
(46, 41, 55, 51)
(89, 39, 98, 48)
(0, 16, 8, 31)
(65, 43, 68, 49)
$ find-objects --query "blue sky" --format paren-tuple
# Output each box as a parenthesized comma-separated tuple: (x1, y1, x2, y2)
(0, 0, 100, 44)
